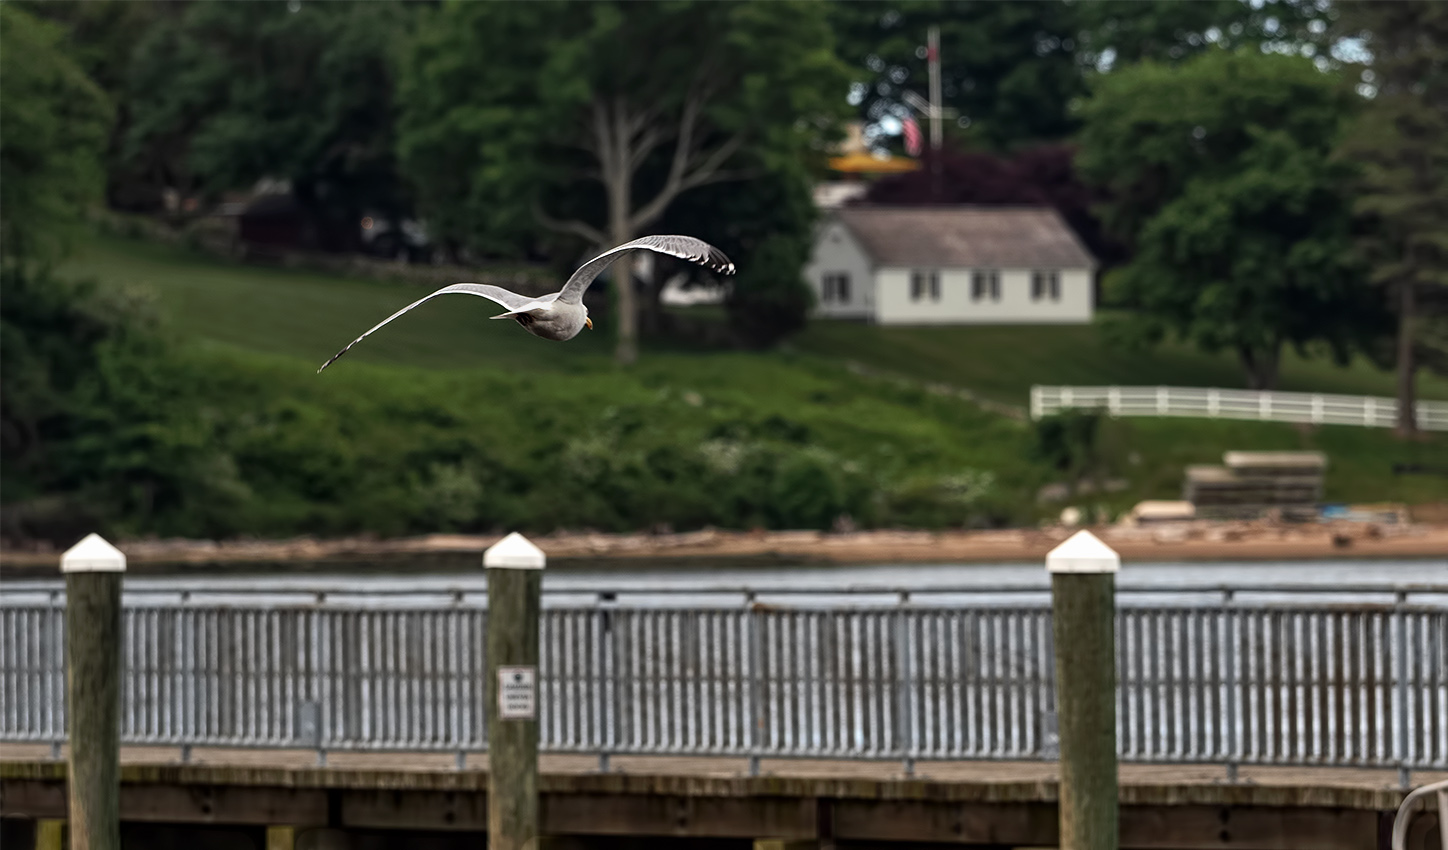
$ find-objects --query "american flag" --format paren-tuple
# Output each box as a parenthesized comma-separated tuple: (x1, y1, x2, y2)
(902, 115, 923, 157)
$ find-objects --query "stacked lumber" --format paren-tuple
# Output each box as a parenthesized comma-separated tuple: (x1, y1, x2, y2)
(1183, 451, 1326, 519)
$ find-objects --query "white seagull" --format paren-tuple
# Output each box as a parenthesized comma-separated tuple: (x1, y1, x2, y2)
(318, 234, 734, 373)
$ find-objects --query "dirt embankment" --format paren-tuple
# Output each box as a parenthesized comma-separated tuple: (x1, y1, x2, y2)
(2, 520, 1444, 571)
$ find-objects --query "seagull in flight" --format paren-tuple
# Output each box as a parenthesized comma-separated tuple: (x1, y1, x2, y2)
(318, 235, 734, 372)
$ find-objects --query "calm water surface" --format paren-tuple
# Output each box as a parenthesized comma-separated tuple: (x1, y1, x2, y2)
(4, 557, 1444, 608)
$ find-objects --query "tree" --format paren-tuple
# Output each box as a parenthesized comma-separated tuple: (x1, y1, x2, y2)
(19, 0, 179, 211)
(0, 5, 112, 266)
(830, 1, 1085, 153)
(1, 6, 241, 543)
(1334, 1, 1448, 436)
(830, 1, 1336, 156)
(1073, 0, 1336, 71)
(662, 167, 820, 348)
(124, 1, 411, 249)
(1076, 49, 1373, 390)
(397, 1, 849, 364)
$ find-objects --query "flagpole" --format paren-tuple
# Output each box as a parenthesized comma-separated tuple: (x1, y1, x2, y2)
(928, 25, 942, 198)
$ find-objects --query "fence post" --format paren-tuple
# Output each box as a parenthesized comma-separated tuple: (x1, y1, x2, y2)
(1047, 530, 1120, 850)
(62, 534, 126, 850)
(484, 533, 545, 850)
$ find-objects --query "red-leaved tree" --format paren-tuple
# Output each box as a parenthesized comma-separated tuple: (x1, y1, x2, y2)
(856, 144, 1127, 272)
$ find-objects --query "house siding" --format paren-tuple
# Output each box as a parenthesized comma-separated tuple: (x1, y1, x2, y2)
(875, 266, 1093, 325)
(803, 221, 875, 319)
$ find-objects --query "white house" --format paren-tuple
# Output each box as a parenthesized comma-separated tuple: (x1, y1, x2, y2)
(804, 206, 1097, 325)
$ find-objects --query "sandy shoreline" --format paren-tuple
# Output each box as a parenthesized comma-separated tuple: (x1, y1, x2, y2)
(2, 520, 1444, 572)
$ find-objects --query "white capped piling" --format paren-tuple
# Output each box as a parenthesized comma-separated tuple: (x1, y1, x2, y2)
(62, 533, 126, 850)
(1047, 530, 1120, 850)
(484, 532, 545, 850)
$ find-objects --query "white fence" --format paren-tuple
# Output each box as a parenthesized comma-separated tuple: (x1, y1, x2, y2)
(1031, 386, 1448, 431)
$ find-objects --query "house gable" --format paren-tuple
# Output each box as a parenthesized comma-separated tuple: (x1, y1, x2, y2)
(804, 216, 875, 319)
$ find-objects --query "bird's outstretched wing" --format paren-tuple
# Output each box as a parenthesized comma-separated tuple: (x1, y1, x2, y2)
(556, 235, 735, 305)
(317, 283, 543, 373)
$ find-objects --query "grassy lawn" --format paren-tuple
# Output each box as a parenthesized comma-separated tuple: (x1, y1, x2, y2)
(55, 234, 1445, 526)
(1094, 417, 1448, 512)
(793, 320, 1448, 407)
(61, 235, 612, 372)
(68, 234, 1448, 403)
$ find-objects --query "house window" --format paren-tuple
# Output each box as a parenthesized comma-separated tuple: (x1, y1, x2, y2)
(910, 270, 941, 302)
(822, 272, 851, 304)
(1031, 270, 1061, 301)
(971, 270, 1000, 302)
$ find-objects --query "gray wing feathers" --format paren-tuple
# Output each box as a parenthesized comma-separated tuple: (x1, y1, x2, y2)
(557, 235, 735, 304)
(317, 283, 534, 373)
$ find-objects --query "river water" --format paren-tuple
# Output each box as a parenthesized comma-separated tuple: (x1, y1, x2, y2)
(4, 557, 1444, 609)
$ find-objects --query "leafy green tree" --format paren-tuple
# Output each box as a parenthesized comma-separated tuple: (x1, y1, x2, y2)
(830, 1, 1335, 155)
(21, 0, 184, 211)
(1074, 0, 1336, 71)
(647, 164, 818, 348)
(0, 4, 112, 265)
(1076, 49, 1373, 390)
(1334, 1, 1448, 435)
(124, 1, 411, 248)
(830, 1, 1085, 152)
(397, 0, 849, 364)
(0, 6, 242, 542)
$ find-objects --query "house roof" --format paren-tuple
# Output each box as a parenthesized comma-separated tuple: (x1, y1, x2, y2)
(833, 206, 1096, 269)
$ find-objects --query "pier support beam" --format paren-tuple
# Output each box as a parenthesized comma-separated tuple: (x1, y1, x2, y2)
(35, 820, 64, 850)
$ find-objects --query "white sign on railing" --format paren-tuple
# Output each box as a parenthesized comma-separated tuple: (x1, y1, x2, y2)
(1030, 385, 1448, 432)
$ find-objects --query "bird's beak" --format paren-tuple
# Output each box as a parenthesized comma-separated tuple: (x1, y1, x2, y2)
(584, 317, 593, 330)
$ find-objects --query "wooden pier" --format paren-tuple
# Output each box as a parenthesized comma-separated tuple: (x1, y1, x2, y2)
(2, 746, 1443, 849)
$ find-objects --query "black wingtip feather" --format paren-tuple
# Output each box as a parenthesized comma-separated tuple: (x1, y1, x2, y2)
(317, 336, 362, 374)
(705, 246, 736, 276)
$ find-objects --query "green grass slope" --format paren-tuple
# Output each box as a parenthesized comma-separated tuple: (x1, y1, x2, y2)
(793, 321, 1448, 407)
(68, 235, 1448, 403)
(49, 235, 1446, 537)
(61, 236, 612, 371)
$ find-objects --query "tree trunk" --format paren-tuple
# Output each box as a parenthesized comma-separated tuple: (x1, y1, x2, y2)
(612, 249, 638, 365)
(1396, 282, 1418, 437)
(639, 260, 677, 337)
(1238, 344, 1280, 391)
(606, 126, 638, 365)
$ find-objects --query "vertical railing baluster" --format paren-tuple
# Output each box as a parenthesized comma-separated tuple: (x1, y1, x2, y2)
(747, 594, 761, 776)
(1395, 592, 1410, 789)
(1224, 591, 1238, 781)
(894, 592, 914, 776)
